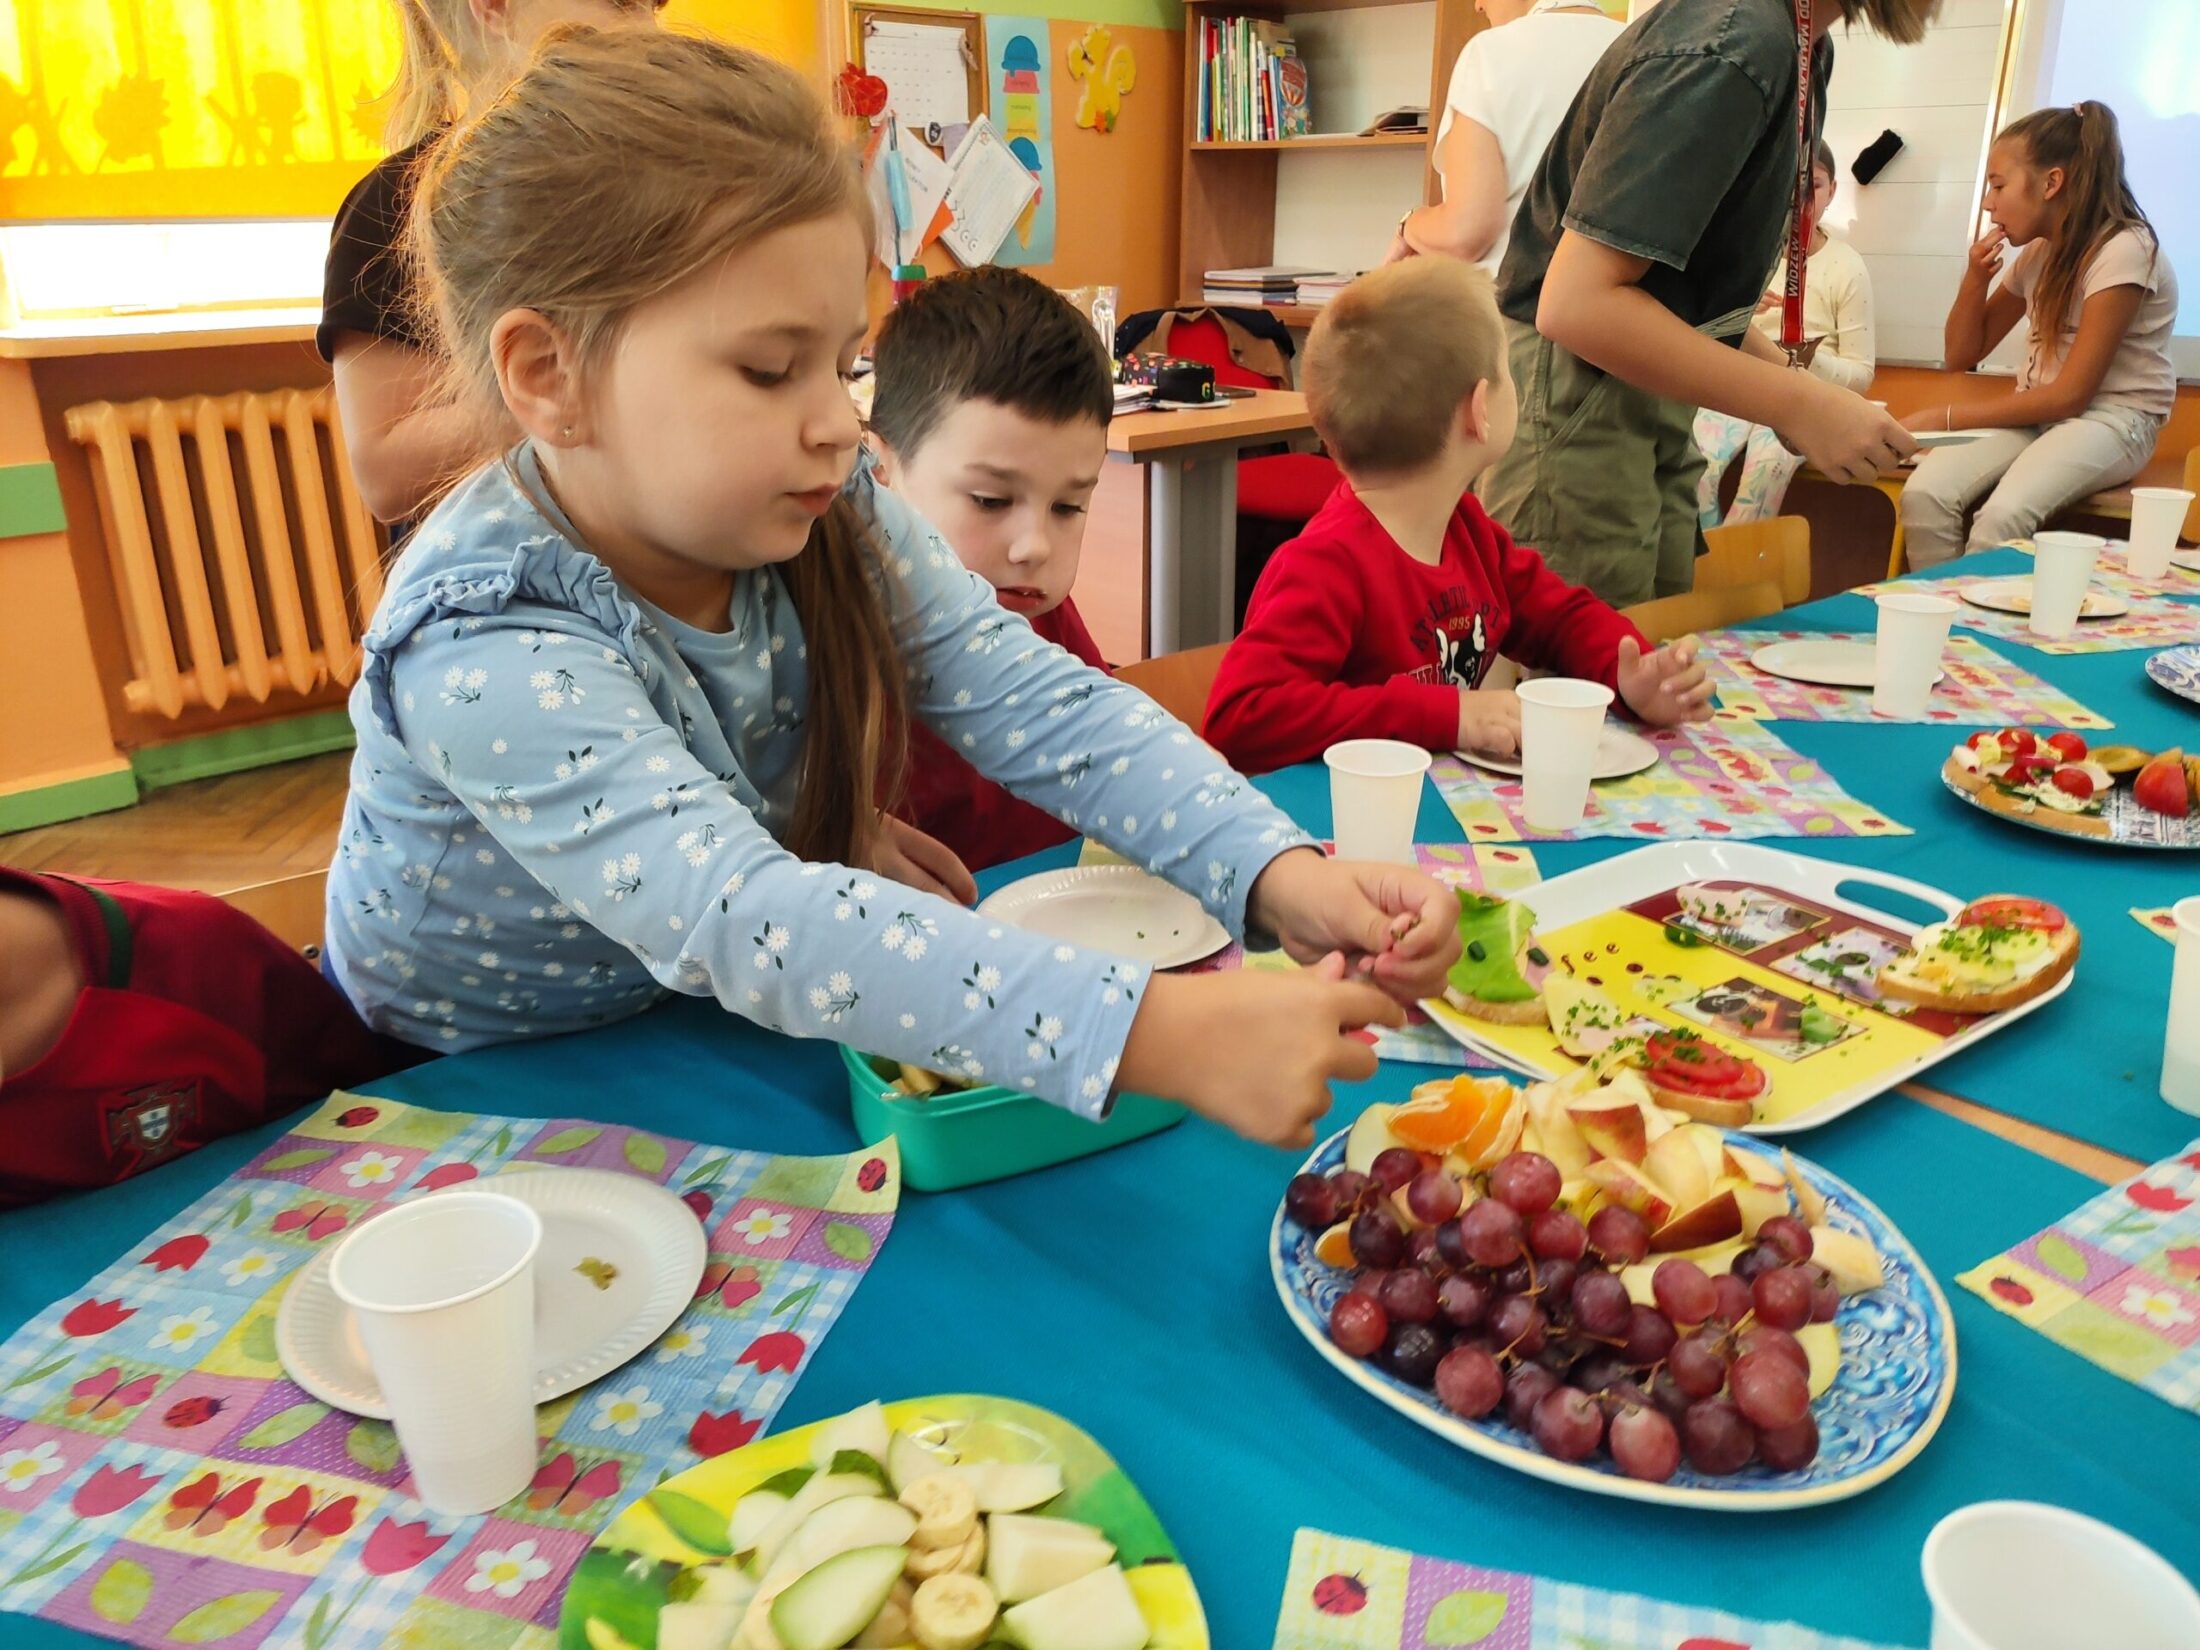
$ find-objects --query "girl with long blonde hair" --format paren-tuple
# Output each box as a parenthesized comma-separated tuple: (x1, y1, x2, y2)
(324, 27, 1459, 1145)
(319, 0, 665, 527)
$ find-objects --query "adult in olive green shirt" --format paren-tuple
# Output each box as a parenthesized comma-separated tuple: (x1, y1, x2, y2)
(1481, 0, 1933, 606)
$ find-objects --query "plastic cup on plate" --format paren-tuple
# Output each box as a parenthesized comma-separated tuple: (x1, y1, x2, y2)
(2162, 895, 2200, 1117)
(1871, 593, 1958, 719)
(1922, 1501, 2200, 1650)
(2026, 531, 2103, 638)
(2126, 486, 2194, 580)
(329, 1190, 542, 1515)
(1515, 678, 1614, 831)
(1323, 739, 1430, 863)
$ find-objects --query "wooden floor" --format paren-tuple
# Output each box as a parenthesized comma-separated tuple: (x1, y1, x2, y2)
(0, 751, 352, 893)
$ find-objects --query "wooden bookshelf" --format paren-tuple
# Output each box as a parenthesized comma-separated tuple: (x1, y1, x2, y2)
(1176, 0, 1485, 319)
(1189, 132, 1428, 153)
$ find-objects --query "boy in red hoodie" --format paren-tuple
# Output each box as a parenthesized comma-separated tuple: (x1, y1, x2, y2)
(869, 268, 1116, 872)
(1206, 258, 1713, 775)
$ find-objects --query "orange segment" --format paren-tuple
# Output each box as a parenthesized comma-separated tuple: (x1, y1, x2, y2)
(1313, 1221, 1357, 1269)
(1391, 1074, 1518, 1163)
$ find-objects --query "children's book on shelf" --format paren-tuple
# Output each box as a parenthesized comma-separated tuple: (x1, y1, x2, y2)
(1196, 14, 1312, 142)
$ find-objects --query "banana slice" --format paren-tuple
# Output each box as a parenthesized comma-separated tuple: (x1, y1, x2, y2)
(898, 1472, 979, 1551)
(905, 1522, 985, 1581)
(909, 1573, 998, 1650)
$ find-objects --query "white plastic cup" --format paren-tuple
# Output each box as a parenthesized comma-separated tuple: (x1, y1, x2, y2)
(328, 1190, 542, 1515)
(1922, 1501, 2200, 1650)
(2126, 486, 2194, 580)
(1515, 678, 1614, 831)
(1323, 739, 1431, 863)
(2162, 895, 2200, 1117)
(2027, 530, 2103, 638)
(1872, 592, 1958, 719)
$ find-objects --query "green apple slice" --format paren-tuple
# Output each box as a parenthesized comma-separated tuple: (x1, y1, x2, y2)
(769, 1546, 909, 1650)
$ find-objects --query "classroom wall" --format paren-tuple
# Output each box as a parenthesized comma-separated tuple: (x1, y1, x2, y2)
(1821, 0, 2007, 368)
(875, 9, 1186, 317)
(675, 0, 824, 77)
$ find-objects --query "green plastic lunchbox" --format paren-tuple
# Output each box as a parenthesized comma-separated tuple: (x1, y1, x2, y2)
(839, 1044, 1183, 1191)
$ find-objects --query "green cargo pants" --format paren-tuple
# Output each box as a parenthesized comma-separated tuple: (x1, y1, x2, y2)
(1478, 312, 1750, 608)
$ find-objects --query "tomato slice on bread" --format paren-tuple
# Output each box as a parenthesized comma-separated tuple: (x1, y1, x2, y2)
(1642, 1030, 1769, 1101)
(1957, 896, 2067, 933)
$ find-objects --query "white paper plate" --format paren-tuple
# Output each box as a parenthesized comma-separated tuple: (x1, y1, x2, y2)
(1456, 724, 1660, 781)
(1749, 638, 1945, 690)
(977, 864, 1230, 969)
(1958, 579, 2129, 619)
(278, 1167, 705, 1420)
(2169, 549, 2200, 573)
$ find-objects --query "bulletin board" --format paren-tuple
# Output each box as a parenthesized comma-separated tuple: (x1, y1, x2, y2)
(851, 4, 988, 141)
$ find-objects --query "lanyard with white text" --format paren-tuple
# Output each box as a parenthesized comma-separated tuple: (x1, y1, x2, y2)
(1780, 0, 1816, 365)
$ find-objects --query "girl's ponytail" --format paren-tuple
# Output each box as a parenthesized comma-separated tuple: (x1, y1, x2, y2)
(1998, 102, 2155, 362)
(382, 0, 468, 150)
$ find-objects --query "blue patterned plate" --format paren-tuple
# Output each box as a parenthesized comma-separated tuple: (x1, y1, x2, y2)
(1271, 1120, 1956, 1511)
(2147, 645, 2200, 709)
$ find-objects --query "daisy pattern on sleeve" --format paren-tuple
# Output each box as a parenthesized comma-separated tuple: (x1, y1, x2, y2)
(325, 445, 1312, 1116)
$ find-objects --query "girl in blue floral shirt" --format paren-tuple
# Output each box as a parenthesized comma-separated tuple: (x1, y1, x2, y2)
(325, 28, 1460, 1146)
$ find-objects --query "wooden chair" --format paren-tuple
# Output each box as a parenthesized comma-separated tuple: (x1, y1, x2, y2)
(1622, 580, 1783, 644)
(1699, 516, 1811, 606)
(1114, 643, 1230, 734)
(218, 868, 328, 956)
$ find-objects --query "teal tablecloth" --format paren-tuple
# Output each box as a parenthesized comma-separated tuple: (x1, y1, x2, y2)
(4, 548, 2196, 1648)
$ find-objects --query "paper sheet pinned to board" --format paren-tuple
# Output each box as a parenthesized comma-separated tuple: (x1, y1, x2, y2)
(862, 18, 972, 134)
(938, 115, 1040, 267)
(864, 116, 952, 268)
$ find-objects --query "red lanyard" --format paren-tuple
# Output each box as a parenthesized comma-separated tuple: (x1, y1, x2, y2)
(1781, 0, 1815, 359)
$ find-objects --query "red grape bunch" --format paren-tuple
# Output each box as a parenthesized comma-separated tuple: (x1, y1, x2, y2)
(1286, 1150, 1837, 1483)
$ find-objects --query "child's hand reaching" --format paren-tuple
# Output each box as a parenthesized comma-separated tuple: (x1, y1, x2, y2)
(1119, 956, 1404, 1147)
(861, 815, 978, 906)
(1247, 848, 1463, 1005)
(1455, 688, 1522, 757)
(1616, 634, 1715, 727)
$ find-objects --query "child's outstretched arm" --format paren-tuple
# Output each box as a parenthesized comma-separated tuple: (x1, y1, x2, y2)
(386, 614, 1158, 1117)
(866, 475, 1461, 1004)
(1203, 538, 1458, 772)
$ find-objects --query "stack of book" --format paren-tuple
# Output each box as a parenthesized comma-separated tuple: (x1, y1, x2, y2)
(1194, 14, 1313, 142)
(1201, 266, 1328, 307)
(1292, 274, 1354, 308)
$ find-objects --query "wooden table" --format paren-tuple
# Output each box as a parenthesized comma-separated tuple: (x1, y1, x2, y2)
(1105, 389, 1314, 653)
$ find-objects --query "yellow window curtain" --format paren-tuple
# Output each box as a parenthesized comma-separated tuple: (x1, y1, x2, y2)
(0, 0, 402, 220)
(1, 1, 822, 223)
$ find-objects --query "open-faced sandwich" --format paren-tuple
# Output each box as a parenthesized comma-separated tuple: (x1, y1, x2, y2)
(1944, 730, 2117, 839)
(1440, 893, 1551, 1025)
(1876, 895, 2078, 1013)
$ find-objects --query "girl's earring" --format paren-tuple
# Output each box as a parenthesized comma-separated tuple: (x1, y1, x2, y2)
(561, 424, 575, 439)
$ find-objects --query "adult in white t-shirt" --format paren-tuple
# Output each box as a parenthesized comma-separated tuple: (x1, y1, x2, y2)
(1389, 0, 1625, 273)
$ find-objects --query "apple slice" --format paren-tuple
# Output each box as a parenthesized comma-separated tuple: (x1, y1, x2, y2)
(761, 1496, 919, 1590)
(1809, 1225, 1885, 1294)
(1725, 1143, 1784, 1187)
(1586, 1160, 1676, 1228)
(1523, 1082, 1593, 1180)
(1733, 1182, 1791, 1239)
(932, 1460, 1063, 1514)
(1797, 1321, 1841, 1398)
(1783, 1149, 1830, 1227)
(769, 1547, 908, 1650)
(1648, 1188, 1744, 1253)
(1345, 1104, 1402, 1175)
(808, 1401, 892, 1472)
(887, 1431, 956, 1496)
(1000, 1563, 1149, 1650)
(1570, 1095, 1651, 1166)
(1642, 1129, 1714, 1209)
